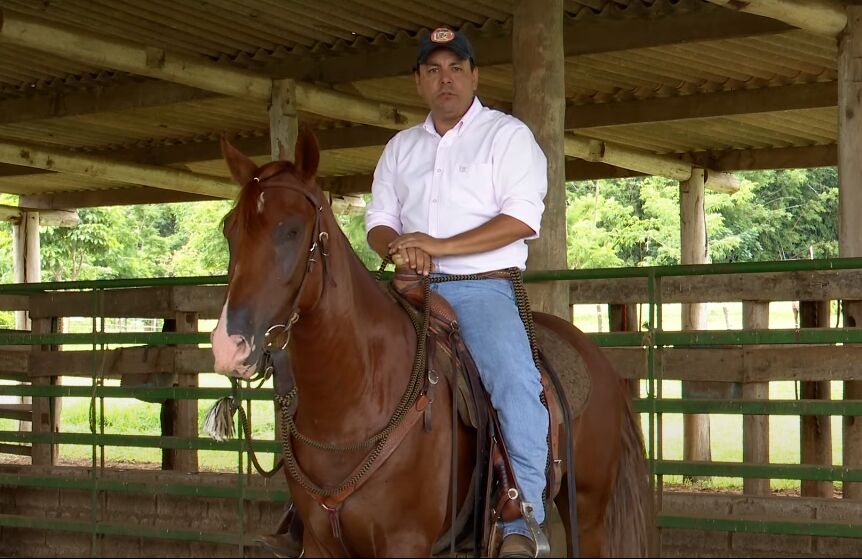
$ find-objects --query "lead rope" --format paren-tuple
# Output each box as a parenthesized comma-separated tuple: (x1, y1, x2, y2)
(279, 257, 431, 497)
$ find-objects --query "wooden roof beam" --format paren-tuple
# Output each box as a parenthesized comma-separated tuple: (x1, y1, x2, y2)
(705, 0, 846, 37)
(0, 10, 425, 130)
(565, 135, 739, 193)
(566, 82, 837, 130)
(690, 144, 836, 171)
(20, 189, 218, 210)
(102, 125, 394, 167)
(0, 140, 238, 199)
(0, 80, 218, 126)
(0, 126, 392, 182)
(14, 143, 824, 211)
(0, 205, 77, 226)
(269, 8, 794, 82)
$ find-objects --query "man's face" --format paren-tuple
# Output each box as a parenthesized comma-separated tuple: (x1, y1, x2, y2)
(414, 48, 478, 124)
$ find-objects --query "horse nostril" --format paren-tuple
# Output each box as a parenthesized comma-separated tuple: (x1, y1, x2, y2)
(231, 335, 251, 356)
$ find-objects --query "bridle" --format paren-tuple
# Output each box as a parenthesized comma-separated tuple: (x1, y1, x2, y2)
(235, 175, 332, 383)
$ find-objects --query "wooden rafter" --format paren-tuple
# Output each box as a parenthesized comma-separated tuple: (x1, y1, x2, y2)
(0, 10, 425, 130)
(268, 7, 794, 83)
(566, 82, 836, 130)
(20, 189, 218, 210)
(690, 144, 836, 171)
(0, 80, 218, 126)
(0, 205, 77, 226)
(565, 135, 740, 193)
(0, 140, 238, 199)
(705, 0, 846, 37)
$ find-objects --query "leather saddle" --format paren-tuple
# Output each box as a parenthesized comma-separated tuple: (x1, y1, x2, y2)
(389, 271, 574, 556)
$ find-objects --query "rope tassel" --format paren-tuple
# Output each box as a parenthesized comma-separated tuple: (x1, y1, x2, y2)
(203, 396, 236, 442)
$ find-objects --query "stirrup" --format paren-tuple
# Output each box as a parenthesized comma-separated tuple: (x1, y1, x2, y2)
(520, 501, 550, 558)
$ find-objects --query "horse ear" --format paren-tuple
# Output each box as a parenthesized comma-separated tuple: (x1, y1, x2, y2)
(220, 135, 258, 186)
(294, 127, 320, 180)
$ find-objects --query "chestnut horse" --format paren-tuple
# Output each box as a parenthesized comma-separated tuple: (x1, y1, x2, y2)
(211, 129, 652, 557)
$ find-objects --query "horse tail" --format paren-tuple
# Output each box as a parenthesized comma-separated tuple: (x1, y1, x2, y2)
(603, 389, 655, 557)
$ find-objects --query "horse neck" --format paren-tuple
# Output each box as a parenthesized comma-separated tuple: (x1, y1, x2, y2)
(288, 215, 416, 437)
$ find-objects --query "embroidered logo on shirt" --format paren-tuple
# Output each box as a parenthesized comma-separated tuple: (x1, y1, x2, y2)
(431, 28, 455, 43)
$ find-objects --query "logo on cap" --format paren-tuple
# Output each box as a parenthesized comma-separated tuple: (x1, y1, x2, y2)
(431, 28, 455, 43)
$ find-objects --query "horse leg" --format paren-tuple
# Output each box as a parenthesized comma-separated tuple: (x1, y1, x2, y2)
(375, 533, 434, 558)
(301, 530, 329, 558)
(554, 475, 607, 558)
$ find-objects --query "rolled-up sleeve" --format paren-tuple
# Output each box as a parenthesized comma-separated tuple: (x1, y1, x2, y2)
(365, 139, 404, 236)
(493, 125, 547, 239)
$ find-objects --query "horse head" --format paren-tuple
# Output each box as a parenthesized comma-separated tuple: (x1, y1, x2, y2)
(211, 129, 326, 379)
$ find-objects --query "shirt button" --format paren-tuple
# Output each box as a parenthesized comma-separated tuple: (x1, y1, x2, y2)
(436, 168, 442, 174)
(432, 199, 438, 203)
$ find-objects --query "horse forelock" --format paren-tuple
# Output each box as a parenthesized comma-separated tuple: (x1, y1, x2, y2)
(227, 159, 314, 242)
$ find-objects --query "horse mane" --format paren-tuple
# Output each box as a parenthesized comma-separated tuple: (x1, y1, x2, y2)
(228, 159, 305, 240)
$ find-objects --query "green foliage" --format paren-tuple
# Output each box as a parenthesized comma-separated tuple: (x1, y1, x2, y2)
(168, 201, 232, 276)
(566, 168, 839, 268)
(335, 196, 381, 270)
(41, 206, 176, 281)
(0, 168, 838, 285)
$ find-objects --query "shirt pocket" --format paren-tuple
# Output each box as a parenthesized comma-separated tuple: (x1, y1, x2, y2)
(449, 163, 495, 210)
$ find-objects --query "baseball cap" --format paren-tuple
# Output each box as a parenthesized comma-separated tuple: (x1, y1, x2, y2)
(415, 27, 475, 67)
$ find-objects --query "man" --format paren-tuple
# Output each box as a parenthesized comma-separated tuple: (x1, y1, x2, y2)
(365, 27, 550, 559)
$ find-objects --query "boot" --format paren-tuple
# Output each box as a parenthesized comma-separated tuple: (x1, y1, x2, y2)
(498, 534, 536, 558)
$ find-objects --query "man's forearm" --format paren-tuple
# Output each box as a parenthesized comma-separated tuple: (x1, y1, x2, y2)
(367, 226, 400, 260)
(441, 215, 534, 256)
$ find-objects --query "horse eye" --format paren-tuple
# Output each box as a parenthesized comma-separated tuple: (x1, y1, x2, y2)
(275, 226, 299, 243)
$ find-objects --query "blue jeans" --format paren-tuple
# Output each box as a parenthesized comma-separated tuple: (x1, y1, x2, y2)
(433, 277, 549, 539)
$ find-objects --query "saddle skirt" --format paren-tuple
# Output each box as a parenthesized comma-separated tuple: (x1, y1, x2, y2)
(390, 272, 592, 554)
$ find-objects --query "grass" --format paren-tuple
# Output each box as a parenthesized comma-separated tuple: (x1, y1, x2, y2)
(0, 303, 850, 493)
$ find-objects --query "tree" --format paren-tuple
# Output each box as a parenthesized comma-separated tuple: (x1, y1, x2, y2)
(40, 205, 176, 281)
(565, 168, 839, 269)
(168, 201, 232, 276)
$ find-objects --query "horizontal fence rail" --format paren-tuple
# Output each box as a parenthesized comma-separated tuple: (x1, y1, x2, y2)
(3, 257, 862, 553)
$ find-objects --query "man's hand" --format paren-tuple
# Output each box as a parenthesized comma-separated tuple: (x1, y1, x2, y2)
(389, 233, 445, 276)
(391, 245, 434, 276)
(388, 232, 448, 256)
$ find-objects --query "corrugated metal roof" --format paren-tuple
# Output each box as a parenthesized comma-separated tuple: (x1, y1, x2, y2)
(581, 108, 836, 154)
(0, 0, 844, 199)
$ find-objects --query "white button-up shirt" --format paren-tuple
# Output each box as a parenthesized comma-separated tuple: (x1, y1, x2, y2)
(365, 97, 548, 275)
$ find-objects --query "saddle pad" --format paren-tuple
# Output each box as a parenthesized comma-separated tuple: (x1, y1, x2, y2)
(534, 320, 592, 418)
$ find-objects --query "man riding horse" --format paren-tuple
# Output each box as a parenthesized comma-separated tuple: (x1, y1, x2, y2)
(365, 27, 551, 558)
(259, 27, 552, 558)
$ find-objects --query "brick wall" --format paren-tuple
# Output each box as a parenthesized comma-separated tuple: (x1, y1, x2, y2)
(2, 466, 860, 557)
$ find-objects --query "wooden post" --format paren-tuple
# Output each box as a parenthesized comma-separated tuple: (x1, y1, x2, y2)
(610, 304, 640, 429)
(513, 0, 568, 319)
(30, 317, 59, 466)
(839, 4, 862, 501)
(174, 312, 198, 473)
(798, 301, 833, 497)
(270, 78, 299, 467)
(742, 301, 770, 496)
(161, 315, 199, 472)
(680, 169, 712, 472)
(270, 79, 298, 162)
(12, 211, 39, 433)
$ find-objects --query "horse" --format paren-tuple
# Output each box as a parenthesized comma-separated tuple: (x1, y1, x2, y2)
(210, 128, 653, 557)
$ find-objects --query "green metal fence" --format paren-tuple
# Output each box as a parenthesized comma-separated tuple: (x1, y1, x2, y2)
(2, 258, 862, 551)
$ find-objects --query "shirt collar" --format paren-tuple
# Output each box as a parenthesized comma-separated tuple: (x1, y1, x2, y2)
(422, 96, 483, 138)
